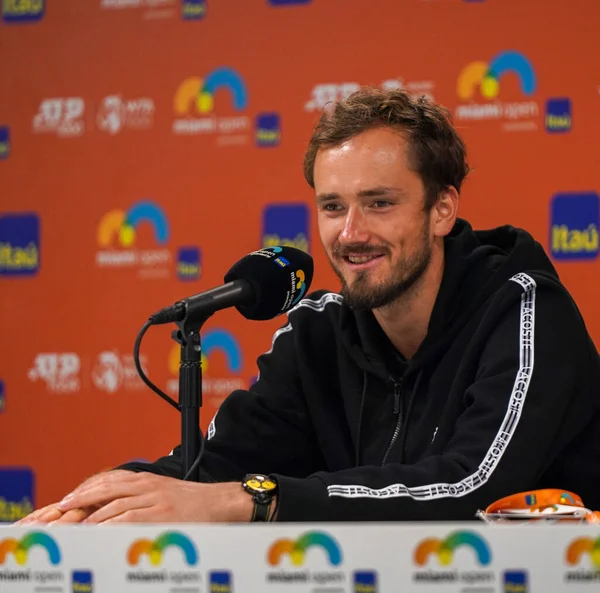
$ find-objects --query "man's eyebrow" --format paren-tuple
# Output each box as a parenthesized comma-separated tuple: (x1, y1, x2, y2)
(316, 192, 340, 203)
(316, 186, 408, 203)
(357, 186, 408, 198)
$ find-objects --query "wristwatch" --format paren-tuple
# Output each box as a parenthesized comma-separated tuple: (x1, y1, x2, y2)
(242, 473, 278, 522)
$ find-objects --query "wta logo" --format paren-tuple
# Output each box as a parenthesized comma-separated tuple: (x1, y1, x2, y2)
(566, 537, 600, 568)
(457, 51, 536, 101)
(174, 68, 248, 115)
(268, 531, 342, 566)
(97, 200, 169, 248)
(0, 532, 61, 566)
(414, 531, 491, 566)
(127, 532, 198, 566)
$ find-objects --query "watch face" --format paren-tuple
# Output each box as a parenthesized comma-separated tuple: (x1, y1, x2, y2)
(245, 474, 277, 493)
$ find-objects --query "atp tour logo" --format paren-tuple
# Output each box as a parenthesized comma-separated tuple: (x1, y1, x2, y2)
(305, 77, 434, 113)
(0, 532, 64, 589)
(28, 353, 81, 393)
(412, 531, 495, 589)
(454, 50, 542, 131)
(125, 531, 200, 589)
(167, 328, 245, 406)
(96, 200, 173, 278)
(32, 98, 85, 137)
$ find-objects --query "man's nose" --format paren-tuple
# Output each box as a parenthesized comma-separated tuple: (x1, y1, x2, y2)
(338, 208, 370, 244)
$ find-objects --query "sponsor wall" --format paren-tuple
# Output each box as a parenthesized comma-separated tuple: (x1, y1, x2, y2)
(1, 0, 599, 516)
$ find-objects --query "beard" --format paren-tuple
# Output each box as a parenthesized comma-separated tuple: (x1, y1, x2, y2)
(330, 217, 432, 311)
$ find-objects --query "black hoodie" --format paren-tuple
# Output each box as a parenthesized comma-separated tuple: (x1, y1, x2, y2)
(119, 219, 600, 520)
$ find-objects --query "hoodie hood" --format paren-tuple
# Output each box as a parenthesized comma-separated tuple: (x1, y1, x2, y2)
(339, 218, 560, 379)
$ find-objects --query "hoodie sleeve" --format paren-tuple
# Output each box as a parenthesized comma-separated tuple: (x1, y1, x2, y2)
(272, 274, 598, 521)
(116, 316, 322, 482)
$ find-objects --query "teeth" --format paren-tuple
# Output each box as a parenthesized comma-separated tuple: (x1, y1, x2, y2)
(348, 255, 378, 264)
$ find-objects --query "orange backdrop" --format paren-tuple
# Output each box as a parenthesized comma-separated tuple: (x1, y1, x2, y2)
(1, 0, 599, 516)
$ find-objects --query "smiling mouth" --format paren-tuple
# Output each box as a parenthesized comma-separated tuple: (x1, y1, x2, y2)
(343, 254, 385, 265)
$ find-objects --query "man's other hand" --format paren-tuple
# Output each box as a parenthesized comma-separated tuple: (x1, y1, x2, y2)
(14, 470, 134, 525)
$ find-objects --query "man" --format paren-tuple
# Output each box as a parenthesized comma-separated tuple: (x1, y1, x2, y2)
(19, 88, 600, 525)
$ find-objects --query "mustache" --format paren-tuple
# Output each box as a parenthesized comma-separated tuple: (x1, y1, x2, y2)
(333, 243, 391, 258)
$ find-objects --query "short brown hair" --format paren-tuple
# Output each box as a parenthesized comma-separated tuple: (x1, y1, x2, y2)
(303, 87, 470, 209)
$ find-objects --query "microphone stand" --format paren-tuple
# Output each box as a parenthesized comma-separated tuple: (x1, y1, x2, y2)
(172, 313, 211, 482)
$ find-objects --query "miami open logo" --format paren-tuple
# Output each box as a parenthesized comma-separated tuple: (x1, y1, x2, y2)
(167, 328, 245, 404)
(174, 68, 247, 116)
(266, 531, 345, 589)
(96, 200, 172, 277)
(255, 246, 307, 308)
(291, 269, 307, 306)
(172, 66, 251, 142)
(0, 532, 61, 566)
(454, 50, 540, 131)
(457, 51, 536, 102)
(128, 532, 198, 567)
(565, 537, 600, 582)
(412, 531, 494, 589)
(0, 532, 64, 587)
(125, 532, 200, 589)
(269, 532, 342, 567)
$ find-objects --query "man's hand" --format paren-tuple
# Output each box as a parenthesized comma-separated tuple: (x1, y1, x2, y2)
(56, 471, 254, 523)
(15, 470, 133, 525)
(16, 504, 65, 525)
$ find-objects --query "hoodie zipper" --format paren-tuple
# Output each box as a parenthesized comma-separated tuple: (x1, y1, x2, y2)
(381, 378, 403, 465)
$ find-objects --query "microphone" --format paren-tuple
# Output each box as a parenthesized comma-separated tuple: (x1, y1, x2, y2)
(149, 246, 314, 325)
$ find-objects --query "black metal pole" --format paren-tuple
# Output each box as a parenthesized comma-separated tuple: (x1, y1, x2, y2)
(178, 329, 202, 482)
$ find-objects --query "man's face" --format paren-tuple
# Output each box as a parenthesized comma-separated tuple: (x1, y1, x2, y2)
(314, 127, 434, 310)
